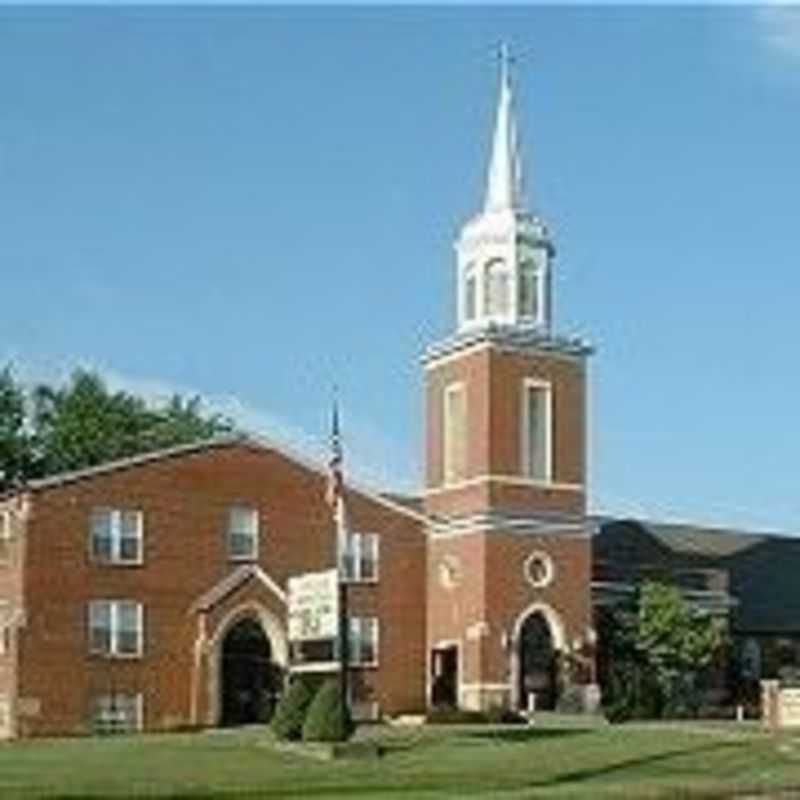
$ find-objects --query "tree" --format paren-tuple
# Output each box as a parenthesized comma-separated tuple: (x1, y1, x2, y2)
(0, 366, 31, 491)
(635, 581, 723, 715)
(600, 581, 723, 721)
(0, 366, 234, 486)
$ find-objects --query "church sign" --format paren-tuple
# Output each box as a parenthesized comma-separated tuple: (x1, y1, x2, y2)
(761, 681, 800, 729)
(287, 569, 339, 642)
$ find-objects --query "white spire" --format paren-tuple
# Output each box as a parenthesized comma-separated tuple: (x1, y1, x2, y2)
(484, 44, 524, 213)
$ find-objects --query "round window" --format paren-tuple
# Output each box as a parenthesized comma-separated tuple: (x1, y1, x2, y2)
(524, 551, 554, 588)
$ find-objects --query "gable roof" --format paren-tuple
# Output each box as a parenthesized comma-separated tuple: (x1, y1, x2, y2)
(190, 563, 287, 613)
(6, 434, 428, 524)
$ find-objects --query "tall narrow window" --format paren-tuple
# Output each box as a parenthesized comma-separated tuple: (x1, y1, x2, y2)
(443, 383, 467, 485)
(227, 506, 259, 561)
(463, 264, 477, 322)
(484, 259, 509, 317)
(342, 532, 379, 582)
(349, 617, 379, 666)
(522, 380, 552, 481)
(90, 508, 143, 565)
(518, 261, 539, 321)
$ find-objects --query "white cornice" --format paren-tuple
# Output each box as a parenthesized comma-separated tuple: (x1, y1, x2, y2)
(425, 474, 584, 496)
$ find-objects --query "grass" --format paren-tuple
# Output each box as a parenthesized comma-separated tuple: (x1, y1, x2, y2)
(0, 720, 798, 799)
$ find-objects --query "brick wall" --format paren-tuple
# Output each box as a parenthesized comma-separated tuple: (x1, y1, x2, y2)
(13, 441, 426, 737)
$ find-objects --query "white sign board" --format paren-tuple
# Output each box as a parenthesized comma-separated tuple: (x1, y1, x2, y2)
(780, 688, 800, 728)
(288, 569, 339, 642)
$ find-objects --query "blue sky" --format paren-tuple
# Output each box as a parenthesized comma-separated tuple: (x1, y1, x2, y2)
(1, 6, 799, 533)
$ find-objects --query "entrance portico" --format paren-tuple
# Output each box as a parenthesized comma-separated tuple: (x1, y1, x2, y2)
(190, 564, 289, 727)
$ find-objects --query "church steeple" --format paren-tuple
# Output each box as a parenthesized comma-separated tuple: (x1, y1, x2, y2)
(455, 46, 554, 335)
(484, 44, 523, 213)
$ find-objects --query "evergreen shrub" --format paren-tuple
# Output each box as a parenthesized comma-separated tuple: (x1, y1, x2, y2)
(301, 679, 355, 742)
(271, 677, 316, 741)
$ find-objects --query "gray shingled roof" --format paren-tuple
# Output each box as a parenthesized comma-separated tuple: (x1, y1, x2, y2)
(643, 521, 768, 558)
(597, 517, 800, 634)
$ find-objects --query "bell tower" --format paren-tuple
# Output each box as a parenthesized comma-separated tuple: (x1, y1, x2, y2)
(424, 49, 597, 714)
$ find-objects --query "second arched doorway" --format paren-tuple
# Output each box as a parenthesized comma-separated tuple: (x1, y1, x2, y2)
(518, 611, 558, 711)
(220, 616, 283, 726)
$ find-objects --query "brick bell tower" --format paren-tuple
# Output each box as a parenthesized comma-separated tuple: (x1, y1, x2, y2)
(423, 49, 597, 713)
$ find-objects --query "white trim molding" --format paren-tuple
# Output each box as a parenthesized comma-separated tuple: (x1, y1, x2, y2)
(520, 378, 553, 483)
(508, 602, 566, 709)
(205, 601, 289, 726)
(442, 381, 467, 486)
(190, 564, 287, 614)
(425, 473, 583, 497)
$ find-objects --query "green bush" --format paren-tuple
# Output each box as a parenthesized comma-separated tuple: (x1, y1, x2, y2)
(271, 677, 315, 741)
(301, 679, 354, 743)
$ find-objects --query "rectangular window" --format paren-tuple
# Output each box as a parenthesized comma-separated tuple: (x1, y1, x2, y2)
(443, 383, 467, 485)
(88, 600, 143, 658)
(90, 508, 143, 565)
(341, 533, 379, 583)
(349, 617, 379, 666)
(227, 506, 259, 561)
(521, 380, 552, 481)
(0, 511, 12, 564)
(91, 693, 143, 735)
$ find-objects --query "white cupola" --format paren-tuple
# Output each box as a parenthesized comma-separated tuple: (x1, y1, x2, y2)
(455, 46, 554, 335)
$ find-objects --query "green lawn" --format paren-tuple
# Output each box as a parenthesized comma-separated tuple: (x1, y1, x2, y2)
(1, 720, 799, 799)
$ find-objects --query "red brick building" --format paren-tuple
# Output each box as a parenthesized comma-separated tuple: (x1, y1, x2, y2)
(0, 54, 598, 738)
(0, 439, 428, 738)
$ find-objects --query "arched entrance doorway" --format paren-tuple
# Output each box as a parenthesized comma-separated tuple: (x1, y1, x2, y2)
(220, 616, 282, 726)
(518, 612, 558, 711)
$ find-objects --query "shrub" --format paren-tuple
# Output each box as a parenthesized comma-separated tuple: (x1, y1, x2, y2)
(301, 679, 354, 743)
(271, 677, 316, 741)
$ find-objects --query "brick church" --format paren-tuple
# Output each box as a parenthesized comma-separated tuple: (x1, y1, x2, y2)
(0, 58, 797, 739)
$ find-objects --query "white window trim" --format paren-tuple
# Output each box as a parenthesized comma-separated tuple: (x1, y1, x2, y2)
(520, 378, 553, 483)
(443, 381, 466, 486)
(88, 600, 144, 659)
(227, 505, 260, 562)
(0, 511, 12, 565)
(349, 616, 379, 668)
(343, 532, 380, 584)
(483, 257, 512, 322)
(90, 508, 144, 566)
(517, 262, 546, 327)
(524, 550, 556, 589)
(92, 692, 144, 734)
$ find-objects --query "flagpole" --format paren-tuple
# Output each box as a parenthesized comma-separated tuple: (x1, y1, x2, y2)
(328, 397, 350, 725)
(338, 503, 350, 724)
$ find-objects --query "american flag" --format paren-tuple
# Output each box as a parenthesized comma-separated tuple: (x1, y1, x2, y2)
(326, 401, 349, 576)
